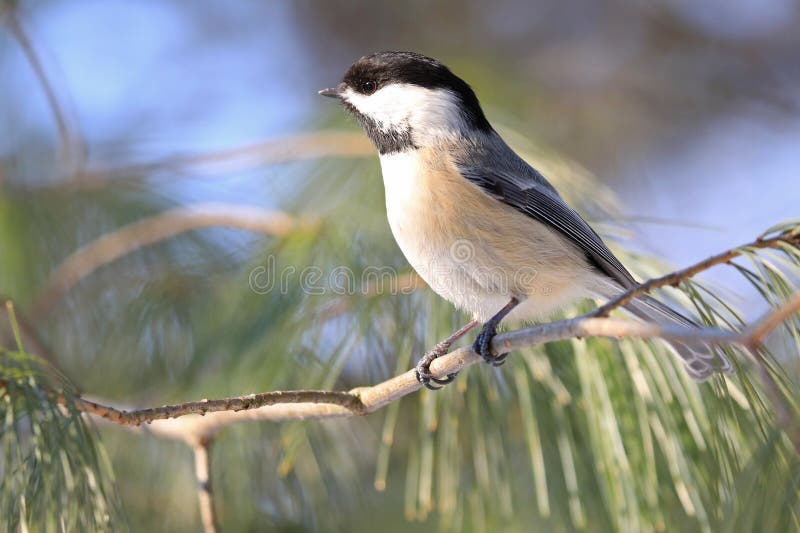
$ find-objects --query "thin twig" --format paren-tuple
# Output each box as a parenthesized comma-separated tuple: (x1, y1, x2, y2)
(193, 439, 219, 533)
(88, 399, 360, 443)
(69, 390, 365, 426)
(33, 204, 317, 317)
(593, 232, 799, 317)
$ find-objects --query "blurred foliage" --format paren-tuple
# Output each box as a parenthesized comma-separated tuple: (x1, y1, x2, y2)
(2, 131, 800, 531)
(2, 1, 800, 532)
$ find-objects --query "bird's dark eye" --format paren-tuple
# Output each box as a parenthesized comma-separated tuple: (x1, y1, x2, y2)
(361, 80, 377, 94)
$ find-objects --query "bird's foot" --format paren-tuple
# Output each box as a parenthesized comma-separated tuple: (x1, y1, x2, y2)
(415, 341, 459, 391)
(414, 320, 479, 390)
(473, 323, 508, 367)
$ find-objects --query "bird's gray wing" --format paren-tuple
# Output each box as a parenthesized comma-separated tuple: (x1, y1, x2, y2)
(455, 151, 638, 289)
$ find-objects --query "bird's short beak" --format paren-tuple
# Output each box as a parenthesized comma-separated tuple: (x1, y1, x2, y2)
(318, 83, 344, 99)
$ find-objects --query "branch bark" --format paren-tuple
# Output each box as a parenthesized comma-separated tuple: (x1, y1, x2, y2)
(68, 298, 800, 440)
(10, 231, 800, 449)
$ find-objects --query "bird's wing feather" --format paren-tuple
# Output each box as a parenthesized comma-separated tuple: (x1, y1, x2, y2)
(455, 149, 638, 289)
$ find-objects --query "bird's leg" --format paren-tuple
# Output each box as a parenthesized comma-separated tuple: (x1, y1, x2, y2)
(473, 297, 520, 367)
(416, 319, 479, 390)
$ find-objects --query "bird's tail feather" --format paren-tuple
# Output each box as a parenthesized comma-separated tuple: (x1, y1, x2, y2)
(622, 293, 733, 380)
(590, 277, 733, 380)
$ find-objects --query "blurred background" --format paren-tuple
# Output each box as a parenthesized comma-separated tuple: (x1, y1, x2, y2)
(2, 0, 800, 531)
(4, 0, 799, 269)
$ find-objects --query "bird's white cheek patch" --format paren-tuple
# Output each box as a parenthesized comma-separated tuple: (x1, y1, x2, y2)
(344, 84, 463, 133)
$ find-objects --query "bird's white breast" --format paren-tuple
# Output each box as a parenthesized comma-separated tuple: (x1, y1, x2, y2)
(379, 151, 423, 228)
(378, 148, 596, 322)
(379, 149, 482, 310)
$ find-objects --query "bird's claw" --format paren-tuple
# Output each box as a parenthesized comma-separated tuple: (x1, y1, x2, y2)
(415, 342, 459, 390)
(473, 325, 508, 367)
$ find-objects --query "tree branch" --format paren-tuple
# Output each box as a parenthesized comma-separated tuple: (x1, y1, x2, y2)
(67, 298, 799, 437)
(11, 231, 800, 450)
(71, 390, 365, 427)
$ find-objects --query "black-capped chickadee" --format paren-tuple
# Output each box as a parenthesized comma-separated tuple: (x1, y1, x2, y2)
(320, 51, 731, 389)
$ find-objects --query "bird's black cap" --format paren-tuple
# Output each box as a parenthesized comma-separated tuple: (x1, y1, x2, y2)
(325, 51, 492, 133)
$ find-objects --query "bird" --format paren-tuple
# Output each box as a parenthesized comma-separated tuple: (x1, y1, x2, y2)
(319, 51, 732, 389)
